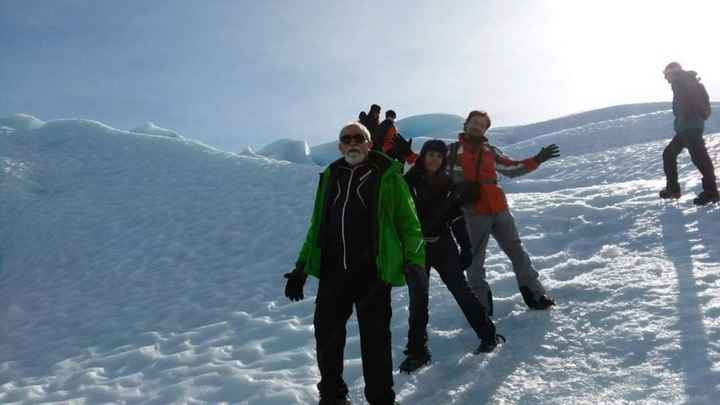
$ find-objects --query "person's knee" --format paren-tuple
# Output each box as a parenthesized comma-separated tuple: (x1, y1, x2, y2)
(663, 145, 679, 159)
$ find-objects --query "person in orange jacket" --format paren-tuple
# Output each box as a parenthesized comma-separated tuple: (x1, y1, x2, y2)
(374, 110, 417, 166)
(446, 110, 559, 315)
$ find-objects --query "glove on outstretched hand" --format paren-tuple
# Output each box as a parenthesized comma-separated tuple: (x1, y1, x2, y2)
(534, 144, 560, 164)
(284, 266, 308, 301)
(392, 134, 413, 159)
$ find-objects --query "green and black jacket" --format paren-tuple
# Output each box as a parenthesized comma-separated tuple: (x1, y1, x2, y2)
(296, 151, 425, 286)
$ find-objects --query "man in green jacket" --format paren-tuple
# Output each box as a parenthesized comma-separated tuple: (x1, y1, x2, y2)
(284, 121, 425, 405)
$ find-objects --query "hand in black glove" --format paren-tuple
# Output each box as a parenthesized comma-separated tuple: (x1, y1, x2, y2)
(284, 266, 308, 301)
(452, 181, 481, 204)
(460, 248, 474, 270)
(534, 144, 560, 164)
(392, 134, 413, 159)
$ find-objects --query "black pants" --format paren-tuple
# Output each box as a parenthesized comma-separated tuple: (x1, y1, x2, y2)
(663, 128, 718, 194)
(405, 233, 495, 354)
(314, 268, 395, 404)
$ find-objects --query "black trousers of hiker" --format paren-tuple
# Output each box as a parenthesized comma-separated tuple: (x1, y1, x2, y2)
(405, 232, 495, 354)
(663, 128, 718, 194)
(314, 264, 395, 404)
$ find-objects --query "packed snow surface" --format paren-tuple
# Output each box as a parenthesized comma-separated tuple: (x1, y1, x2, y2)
(1, 107, 719, 404)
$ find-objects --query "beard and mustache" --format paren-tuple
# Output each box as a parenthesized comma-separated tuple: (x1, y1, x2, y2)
(343, 147, 366, 165)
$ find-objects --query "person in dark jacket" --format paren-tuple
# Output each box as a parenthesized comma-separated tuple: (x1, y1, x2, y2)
(284, 121, 424, 405)
(374, 110, 417, 167)
(359, 104, 382, 141)
(659, 62, 718, 205)
(398, 140, 503, 373)
(372, 110, 396, 151)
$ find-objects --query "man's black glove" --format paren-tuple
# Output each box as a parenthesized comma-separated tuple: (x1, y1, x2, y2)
(284, 265, 308, 301)
(452, 181, 481, 204)
(392, 134, 413, 159)
(533, 144, 560, 164)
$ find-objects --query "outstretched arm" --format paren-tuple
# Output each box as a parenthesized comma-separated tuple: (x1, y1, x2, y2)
(493, 144, 560, 178)
(492, 146, 540, 178)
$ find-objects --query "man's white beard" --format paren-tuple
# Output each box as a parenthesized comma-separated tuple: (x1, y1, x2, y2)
(344, 149, 365, 165)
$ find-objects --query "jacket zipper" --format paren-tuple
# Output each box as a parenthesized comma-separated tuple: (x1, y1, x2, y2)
(340, 166, 356, 270)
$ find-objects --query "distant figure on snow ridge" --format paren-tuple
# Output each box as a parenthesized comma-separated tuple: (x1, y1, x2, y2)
(658, 62, 718, 205)
(284, 121, 424, 405)
(447, 110, 559, 316)
(358, 104, 381, 141)
(374, 109, 417, 168)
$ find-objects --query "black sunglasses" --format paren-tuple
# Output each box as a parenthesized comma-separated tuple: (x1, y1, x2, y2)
(340, 133, 367, 144)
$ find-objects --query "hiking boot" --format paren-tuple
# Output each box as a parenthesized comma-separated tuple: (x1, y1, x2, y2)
(659, 188, 681, 199)
(693, 191, 720, 206)
(399, 350, 431, 373)
(475, 334, 506, 354)
(520, 287, 555, 310)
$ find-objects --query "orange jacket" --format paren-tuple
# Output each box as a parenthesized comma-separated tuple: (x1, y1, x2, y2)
(454, 136, 538, 214)
(382, 124, 417, 164)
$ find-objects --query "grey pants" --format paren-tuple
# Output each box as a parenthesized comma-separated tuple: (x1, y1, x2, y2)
(463, 209, 546, 310)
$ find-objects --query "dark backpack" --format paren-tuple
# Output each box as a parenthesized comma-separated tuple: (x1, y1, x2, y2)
(687, 75, 712, 120)
(698, 81, 711, 120)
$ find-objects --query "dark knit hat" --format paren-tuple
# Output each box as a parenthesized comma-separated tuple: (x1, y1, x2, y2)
(370, 104, 381, 114)
(420, 139, 448, 156)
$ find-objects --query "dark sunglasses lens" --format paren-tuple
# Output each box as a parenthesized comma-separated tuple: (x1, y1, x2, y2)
(341, 134, 365, 144)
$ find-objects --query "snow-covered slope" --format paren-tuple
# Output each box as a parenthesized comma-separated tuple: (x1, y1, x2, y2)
(0, 113, 45, 132)
(489, 103, 675, 146)
(256, 138, 314, 165)
(497, 103, 720, 159)
(309, 140, 341, 166)
(395, 113, 464, 139)
(1, 111, 719, 404)
(309, 103, 720, 165)
(131, 122, 182, 138)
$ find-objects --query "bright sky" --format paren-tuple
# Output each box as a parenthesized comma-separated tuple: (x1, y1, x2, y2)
(1, 0, 718, 150)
